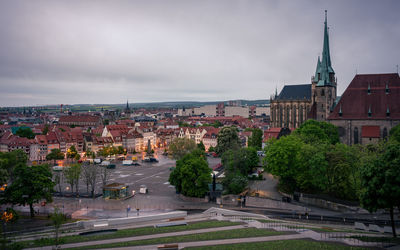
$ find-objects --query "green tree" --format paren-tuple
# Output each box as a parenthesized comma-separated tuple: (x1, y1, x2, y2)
(14, 127, 35, 139)
(63, 164, 81, 196)
(248, 128, 263, 150)
(50, 207, 67, 249)
(46, 149, 65, 165)
(4, 164, 54, 218)
(81, 164, 99, 197)
(216, 126, 241, 155)
(0, 150, 27, 184)
(66, 145, 78, 160)
(222, 147, 259, 177)
(168, 138, 197, 160)
(169, 151, 211, 197)
(359, 141, 400, 237)
(389, 124, 400, 143)
(85, 150, 96, 159)
(117, 146, 125, 155)
(222, 174, 248, 195)
(263, 135, 304, 192)
(197, 141, 205, 151)
(293, 119, 339, 145)
(208, 146, 215, 152)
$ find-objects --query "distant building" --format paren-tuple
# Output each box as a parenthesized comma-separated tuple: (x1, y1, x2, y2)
(58, 115, 102, 127)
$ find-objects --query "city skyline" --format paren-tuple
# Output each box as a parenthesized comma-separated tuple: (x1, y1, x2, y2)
(0, 0, 399, 107)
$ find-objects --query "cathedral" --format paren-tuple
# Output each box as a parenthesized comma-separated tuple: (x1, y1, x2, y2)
(270, 11, 337, 129)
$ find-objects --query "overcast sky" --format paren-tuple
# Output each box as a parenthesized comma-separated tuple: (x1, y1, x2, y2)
(0, 0, 399, 107)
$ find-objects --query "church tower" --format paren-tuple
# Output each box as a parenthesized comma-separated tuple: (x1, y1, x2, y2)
(311, 10, 337, 121)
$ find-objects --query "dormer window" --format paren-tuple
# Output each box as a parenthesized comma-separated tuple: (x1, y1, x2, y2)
(368, 106, 372, 117)
(386, 107, 390, 117)
(339, 104, 342, 117)
(367, 83, 371, 95)
(386, 83, 389, 94)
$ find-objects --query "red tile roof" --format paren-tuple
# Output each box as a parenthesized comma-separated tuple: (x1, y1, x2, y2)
(361, 126, 380, 138)
(329, 73, 400, 120)
(59, 115, 101, 124)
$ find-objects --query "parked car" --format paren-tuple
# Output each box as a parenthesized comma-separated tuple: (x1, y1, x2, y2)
(106, 164, 116, 169)
(142, 157, 158, 163)
(94, 158, 102, 164)
(100, 161, 110, 166)
(132, 162, 141, 166)
(122, 160, 133, 166)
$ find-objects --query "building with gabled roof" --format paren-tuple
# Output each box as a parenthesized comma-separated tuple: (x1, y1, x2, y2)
(328, 73, 400, 145)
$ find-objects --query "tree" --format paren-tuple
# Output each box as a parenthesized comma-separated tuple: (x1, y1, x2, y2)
(168, 138, 197, 160)
(53, 171, 63, 194)
(389, 124, 400, 143)
(46, 149, 65, 165)
(100, 166, 110, 187)
(222, 147, 259, 177)
(197, 141, 205, 151)
(248, 128, 263, 150)
(81, 164, 99, 197)
(85, 150, 96, 159)
(63, 164, 81, 196)
(4, 164, 54, 218)
(14, 127, 35, 139)
(263, 135, 304, 192)
(293, 119, 339, 145)
(51, 207, 67, 249)
(66, 145, 78, 160)
(216, 126, 241, 155)
(222, 174, 248, 195)
(0, 150, 27, 185)
(359, 141, 400, 237)
(208, 146, 215, 152)
(169, 151, 211, 197)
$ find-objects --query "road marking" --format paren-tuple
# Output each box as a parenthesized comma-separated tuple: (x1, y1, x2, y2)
(164, 182, 170, 185)
(134, 169, 169, 183)
(135, 173, 144, 176)
(119, 174, 130, 178)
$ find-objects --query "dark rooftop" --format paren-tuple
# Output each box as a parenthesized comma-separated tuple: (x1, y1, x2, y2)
(276, 84, 311, 101)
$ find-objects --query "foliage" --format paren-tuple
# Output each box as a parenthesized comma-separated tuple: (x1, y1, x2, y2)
(178, 121, 192, 127)
(0, 150, 27, 185)
(169, 150, 211, 197)
(85, 150, 96, 159)
(103, 119, 109, 125)
(51, 207, 67, 248)
(63, 164, 81, 195)
(168, 138, 197, 160)
(216, 126, 241, 155)
(66, 145, 78, 159)
(4, 164, 54, 217)
(222, 174, 248, 194)
(248, 128, 263, 150)
(389, 123, 400, 143)
(197, 141, 205, 151)
(46, 149, 65, 164)
(263, 135, 304, 192)
(97, 146, 119, 158)
(222, 147, 259, 177)
(14, 127, 35, 139)
(207, 146, 215, 152)
(359, 141, 400, 237)
(293, 119, 339, 145)
(81, 164, 99, 197)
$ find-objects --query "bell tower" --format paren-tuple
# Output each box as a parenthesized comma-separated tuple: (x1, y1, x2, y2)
(311, 10, 337, 121)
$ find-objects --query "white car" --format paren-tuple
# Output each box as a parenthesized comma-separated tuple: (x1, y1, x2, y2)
(139, 185, 148, 194)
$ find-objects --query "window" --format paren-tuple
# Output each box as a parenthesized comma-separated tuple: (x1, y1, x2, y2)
(321, 89, 325, 96)
(354, 127, 359, 144)
(383, 127, 388, 139)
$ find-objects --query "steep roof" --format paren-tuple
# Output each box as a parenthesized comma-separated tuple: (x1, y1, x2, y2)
(275, 84, 311, 101)
(328, 73, 400, 120)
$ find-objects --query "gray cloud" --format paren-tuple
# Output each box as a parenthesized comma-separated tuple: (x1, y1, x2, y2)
(0, 0, 399, 106)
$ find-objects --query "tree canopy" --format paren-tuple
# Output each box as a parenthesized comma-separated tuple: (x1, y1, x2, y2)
(293, 119, 339, 145)
(46, 149, 65, 164)
(66, 145, 78, 159)
(14, 127, 35, 139)
(169, 150, 211, 197)
(248, 128, 263, 150)
(4, 164, 54, 217)
(168, 138, 197, 160)
(216, 126, 240, 155)
(359, 141, 400, 237)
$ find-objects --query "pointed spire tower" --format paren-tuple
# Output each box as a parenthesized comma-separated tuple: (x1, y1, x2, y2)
(311, 10, 337, 121)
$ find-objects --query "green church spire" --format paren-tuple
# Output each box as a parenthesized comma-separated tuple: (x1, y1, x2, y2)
(315, 10, 335, 86)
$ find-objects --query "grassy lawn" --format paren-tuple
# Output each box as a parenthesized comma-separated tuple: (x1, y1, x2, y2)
(21, 220, 241, 248)
(66, 228, 285, 249)
(186, 239, 369, 250)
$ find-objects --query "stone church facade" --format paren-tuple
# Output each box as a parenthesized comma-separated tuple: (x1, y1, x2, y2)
(271, 11, 337, 129)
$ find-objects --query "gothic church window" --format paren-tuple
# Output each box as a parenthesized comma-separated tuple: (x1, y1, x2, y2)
(354, 127, 359, 144)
